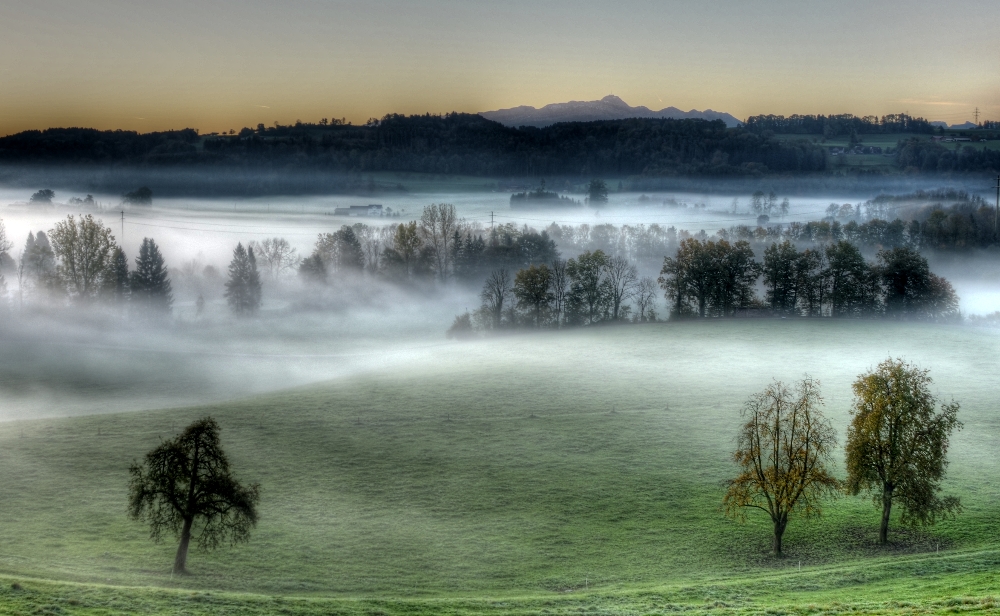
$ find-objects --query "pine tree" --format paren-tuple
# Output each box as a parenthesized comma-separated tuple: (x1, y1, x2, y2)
(130, 238, 173, 314)
(110, 247, 130, 305)
(225, 243, 262, 315)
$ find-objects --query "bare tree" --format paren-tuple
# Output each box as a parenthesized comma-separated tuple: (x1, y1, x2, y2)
(480, 268, 512, 329)
(354, 224, 394, 274)
(249, 238, 298, 280)
(634, 277, 658, 322)
(604, 255, 638, 320)
(419, 204, 457, 279)
(549, 258, 568, 328)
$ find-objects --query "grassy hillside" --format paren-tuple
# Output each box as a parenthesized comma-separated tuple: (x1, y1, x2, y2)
(0, 320, 998, 610)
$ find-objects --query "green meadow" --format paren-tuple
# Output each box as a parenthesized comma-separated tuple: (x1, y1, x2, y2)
(1, 320, 1000, 613)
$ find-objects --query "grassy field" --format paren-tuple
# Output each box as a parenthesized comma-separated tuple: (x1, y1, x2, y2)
(1, 320, 999, 613)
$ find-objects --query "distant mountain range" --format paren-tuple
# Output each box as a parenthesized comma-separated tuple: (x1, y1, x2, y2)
(930, 121, 978, 129)
(480, 95, 742, 128)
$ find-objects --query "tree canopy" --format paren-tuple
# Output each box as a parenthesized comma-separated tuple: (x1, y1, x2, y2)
(845, 358, 962, 544)
(48, 214, 118, 302)
(724, 378, 840, 556)
(128, 417, 260, 574)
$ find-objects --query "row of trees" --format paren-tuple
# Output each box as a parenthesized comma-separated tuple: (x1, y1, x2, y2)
(0, 203, 971, 324)
(660, 239, 958, 320)
(896, 139, 1000, 174)
(2, 215, 173, 315)
(0, 215, 263, 317)
(0, 116, 831, 178)
(450, 250, 659, 336)
(726, 359, 961, 555)
(296, 204, 561, 285)
(744, 114, 936, 135)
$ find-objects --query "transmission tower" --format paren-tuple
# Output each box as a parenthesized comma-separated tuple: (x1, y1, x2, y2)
(974, 107, 980, 125)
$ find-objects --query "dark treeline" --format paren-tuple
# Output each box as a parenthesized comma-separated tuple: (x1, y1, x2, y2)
(896, 138, 1000, 174)
(452, 235, 958, 337)
(660, 239, 957, 320)
(722, 194, 1000, 253)
(744, 114, 935, 135)
(295, 204, 560, 286)
(0, 115, 826, 177)
(0, 129, 202, 164)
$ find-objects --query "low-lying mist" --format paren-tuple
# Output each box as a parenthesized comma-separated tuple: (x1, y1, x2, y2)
(0, 273, 474, 421)
(3, 178, 1000, 422)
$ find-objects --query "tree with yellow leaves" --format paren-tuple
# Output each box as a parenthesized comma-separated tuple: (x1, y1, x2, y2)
(724, 378, 840, 556)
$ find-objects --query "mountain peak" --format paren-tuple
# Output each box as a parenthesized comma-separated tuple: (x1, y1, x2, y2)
(481, 96, 740, 128)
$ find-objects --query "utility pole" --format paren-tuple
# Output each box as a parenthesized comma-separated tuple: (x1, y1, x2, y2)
(490, 211, 494, 230)
(121, 210, 125, 244)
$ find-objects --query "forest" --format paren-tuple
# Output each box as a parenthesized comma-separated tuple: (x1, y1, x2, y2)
(1, 115, 826, 177)
(4, 114, 998, 185)
(744, 114, 937, 135)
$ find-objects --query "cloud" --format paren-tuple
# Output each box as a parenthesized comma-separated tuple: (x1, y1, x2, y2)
(894, 99, 967, 107)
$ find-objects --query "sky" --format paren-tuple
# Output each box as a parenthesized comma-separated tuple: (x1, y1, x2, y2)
(1, 0, 997, 136)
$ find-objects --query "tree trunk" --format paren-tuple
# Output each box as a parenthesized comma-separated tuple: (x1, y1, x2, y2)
(879, 487, 894, 544)
(173, 517, 194, 574)
(772, 516, 787, 556)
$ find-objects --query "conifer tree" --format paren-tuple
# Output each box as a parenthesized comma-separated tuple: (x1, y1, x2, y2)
(110, 247, 130, 305)
(225, 243, 262, 315)
(130, 238, 172, 314)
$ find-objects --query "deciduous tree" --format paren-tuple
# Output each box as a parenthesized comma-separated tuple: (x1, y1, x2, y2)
(128, 417, 260, 574)
(250, 238, 298, 279)
(419, 203, 457, 279)
(480, 268, 512, 329)
(30, 189, 54, 203)
(566, 250, 609, 324)
(382, 222, 424, 280)
(48, 214, 118, 302)
(724, 378, 839, 556)
(825, 241, 874, 317)
(633, 277, 658, 322)
(513, 264, 553, 327)
(762, 241, 799, 314)
(845, 358, 962, 544)
(603, 255, 638, 321)
(710, 239, 760, 317)
(549, 258, 568, 328)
